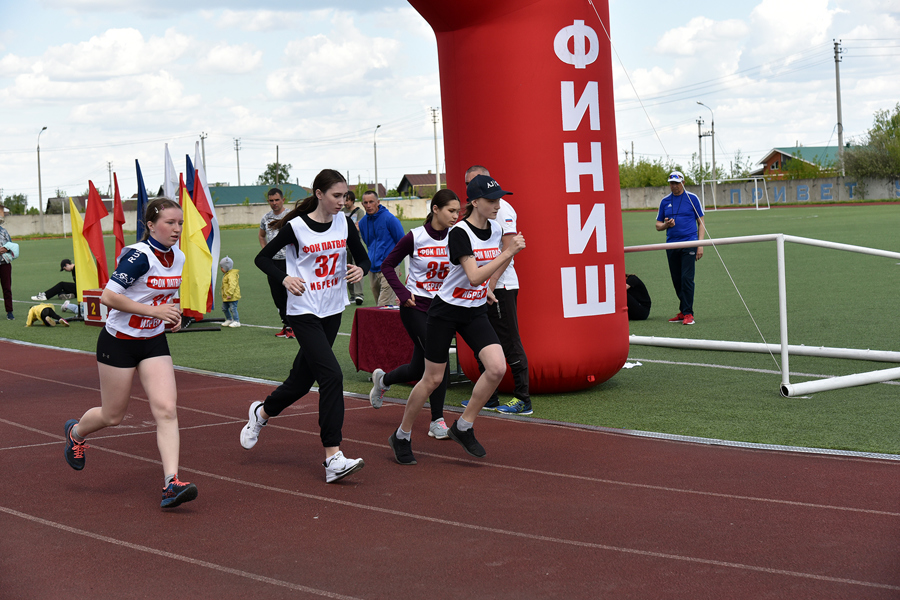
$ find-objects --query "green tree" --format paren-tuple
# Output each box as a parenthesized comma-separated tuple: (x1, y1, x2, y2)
(618, 157, 681, 188)
(779, 152, 833, 180)
(256, 162, 292, 186)
(844, 103, 900, 180)
(3, 193, 28, 215)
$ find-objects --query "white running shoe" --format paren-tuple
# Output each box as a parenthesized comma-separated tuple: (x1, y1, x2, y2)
(428, 418, 450, 439)
(61, 300, 76, 314)
(324, 451, 365, 483)
(31, 292, 47, 301)
(229, 321, 241, 328)
(369, 368, 389, 409)
(240, 401, 267, 449)
(221, 319, 233, 327)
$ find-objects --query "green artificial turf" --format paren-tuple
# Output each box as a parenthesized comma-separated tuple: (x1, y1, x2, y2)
(3, 204, 899, 454)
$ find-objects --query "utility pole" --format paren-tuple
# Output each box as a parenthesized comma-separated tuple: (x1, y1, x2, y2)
(697, 118, 704, 185)
(37, 126, 47, 235)
(373, 125, 381, 196)
(200, 132, 207, 169)
(834, 40, 845, 175)
(431, 107, 441, 193)
(107, 161, 113, 197)
(276, 145, 280, 185)
(697, 101, 716, 205)
(631, 141, 634, 166)
(234, 138, 241, 186)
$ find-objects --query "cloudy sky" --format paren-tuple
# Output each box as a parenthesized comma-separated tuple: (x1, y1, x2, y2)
(0, 0, 898, 209)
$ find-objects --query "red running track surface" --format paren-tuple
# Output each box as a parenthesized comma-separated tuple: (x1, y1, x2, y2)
(1, 339, 899, 599)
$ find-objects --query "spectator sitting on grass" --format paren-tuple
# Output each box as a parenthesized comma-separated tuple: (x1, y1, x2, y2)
(32, 259, 77, 301)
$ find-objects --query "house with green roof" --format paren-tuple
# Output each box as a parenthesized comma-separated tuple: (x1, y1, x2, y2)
(751, 146, 841, 177)
(207, 183, 310, 207)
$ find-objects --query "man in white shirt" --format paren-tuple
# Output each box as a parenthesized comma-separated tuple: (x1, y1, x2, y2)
(259, 188, 292, 337)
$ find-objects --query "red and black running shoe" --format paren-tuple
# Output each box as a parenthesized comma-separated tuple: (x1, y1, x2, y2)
(160, 475, 198, 509)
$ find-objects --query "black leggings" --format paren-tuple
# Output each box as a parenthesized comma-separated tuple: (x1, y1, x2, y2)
(44, 281, 76, 298)
(382, 305, 448, 421)
(266, 258, 288, 326)
(40, 307, 63, 324)
(262, 313, 345, 448)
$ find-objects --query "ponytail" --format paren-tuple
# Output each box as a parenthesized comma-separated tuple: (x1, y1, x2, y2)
(269, 168, 346, 230)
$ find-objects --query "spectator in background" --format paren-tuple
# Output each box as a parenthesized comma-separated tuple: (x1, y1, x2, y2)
(655, 171, 704, 326)
(625, 273, 651, 321)
(0, 210, 15, 320)
(260, 188, 291, 338)
(32, 259, 77, 301)
(358, 190, 404, 306)
(341, 191, 365, 305)
(25, 302, 69, 327)
(219, 256, 241, 328)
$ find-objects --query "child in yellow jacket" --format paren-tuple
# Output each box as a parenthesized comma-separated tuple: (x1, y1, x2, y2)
(219, 256, 241, 328)
(25, 303, 69, 327)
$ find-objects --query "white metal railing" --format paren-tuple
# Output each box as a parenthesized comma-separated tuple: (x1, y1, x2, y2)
(625, 234, 900, 396)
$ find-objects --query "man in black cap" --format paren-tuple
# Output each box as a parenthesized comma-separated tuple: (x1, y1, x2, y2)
(31, 259, 77, 301)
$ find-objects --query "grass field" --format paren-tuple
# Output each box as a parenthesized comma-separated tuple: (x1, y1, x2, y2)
(3, 203, 899, 454)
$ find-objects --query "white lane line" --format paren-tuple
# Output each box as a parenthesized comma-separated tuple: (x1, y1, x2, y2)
(0, 506, 364, 600)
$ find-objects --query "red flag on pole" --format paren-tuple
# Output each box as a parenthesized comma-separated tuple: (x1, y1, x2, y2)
(192, 169, 215, 313)
(84, 181, 110, 288)
(113, 173, 126, 261)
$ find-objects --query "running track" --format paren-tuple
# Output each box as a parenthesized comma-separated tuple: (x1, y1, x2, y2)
(1, 339, 898, 599)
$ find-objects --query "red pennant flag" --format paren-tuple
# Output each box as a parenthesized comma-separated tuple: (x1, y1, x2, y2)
(84, 181, 110, 288)
(113, 173, 126, 262)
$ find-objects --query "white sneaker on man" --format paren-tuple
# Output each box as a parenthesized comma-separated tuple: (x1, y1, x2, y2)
(428, 418, 450, 439)
(222, 319, 233, 327)
(324, 451, 365, 483)
(369, 368, 389, 409)
(240, 401, 267, 449)
(31, 292, 47, 301)
(229, 321, 241, 328)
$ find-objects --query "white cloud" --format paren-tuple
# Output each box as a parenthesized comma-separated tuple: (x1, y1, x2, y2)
(748, 0, 838, 60)
(266, 19, 400, 97)
(215, 9, 306, 32)
(200, 42, 263, 73)
(40, 28, 191, 80)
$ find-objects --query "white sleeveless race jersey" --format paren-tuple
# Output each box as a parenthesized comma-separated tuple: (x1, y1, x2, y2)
(437, 219, 502, 308)
(404, 226, 450, 299)
(105, 242, 184, 338)
(285, 215, 349, 317)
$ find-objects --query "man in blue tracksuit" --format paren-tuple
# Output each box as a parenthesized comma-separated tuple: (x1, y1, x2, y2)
(655, 171, 705, 325)
(358, 190, 405, 306)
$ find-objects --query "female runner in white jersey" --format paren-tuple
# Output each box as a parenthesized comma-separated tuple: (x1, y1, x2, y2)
(369, 189, 461, 440)
(242, 169, 371, 483)
(63, 197, 198, 509)
(388, 175, 525, 465)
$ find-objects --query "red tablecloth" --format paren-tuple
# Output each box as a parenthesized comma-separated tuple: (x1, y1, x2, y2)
(349, 307, 415, 373)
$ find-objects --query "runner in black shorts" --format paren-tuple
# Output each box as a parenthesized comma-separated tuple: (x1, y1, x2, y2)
(388, 175, 525, 465)
(62, 197, 198, 509)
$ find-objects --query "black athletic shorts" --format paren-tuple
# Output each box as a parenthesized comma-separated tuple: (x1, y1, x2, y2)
(96, 327, 171, 368)
(424, 307, 500, 364)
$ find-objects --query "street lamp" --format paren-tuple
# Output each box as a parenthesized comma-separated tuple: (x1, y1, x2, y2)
(697, 102, 716, 206)
(373, 124, 381, 197)
(37, 126, 47, 235)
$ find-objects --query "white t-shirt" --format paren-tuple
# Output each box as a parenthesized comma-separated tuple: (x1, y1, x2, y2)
(105, 242, 184, 338)
(284, 215, 350, 318)
(260, 209, 288, 260)
(437, 220, 502, 308)
(404, 225, 449, 299)
(494, 199, 519, 290)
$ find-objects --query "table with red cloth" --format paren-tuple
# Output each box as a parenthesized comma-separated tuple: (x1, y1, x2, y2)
(349, 307, 415, 374)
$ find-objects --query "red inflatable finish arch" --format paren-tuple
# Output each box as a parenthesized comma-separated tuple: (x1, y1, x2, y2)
(408, 0, 628, 393)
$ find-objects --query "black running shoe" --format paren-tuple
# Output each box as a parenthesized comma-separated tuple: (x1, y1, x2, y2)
(388, 431, 417, 465)
(64, 419, 87, 470)
(447, 420, 486, 458)
(161, 476, 198, 508)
